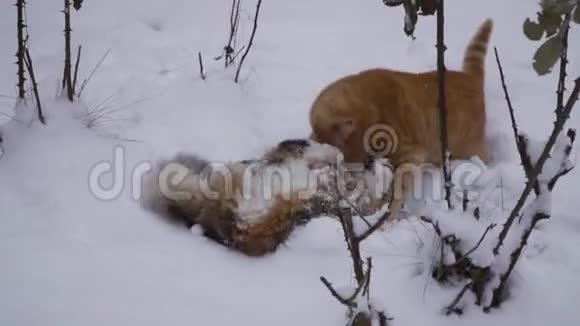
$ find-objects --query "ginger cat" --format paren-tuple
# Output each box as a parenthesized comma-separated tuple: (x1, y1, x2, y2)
(309, 19, 494, 220)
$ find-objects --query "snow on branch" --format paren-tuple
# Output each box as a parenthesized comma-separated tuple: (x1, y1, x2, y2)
(419, 78, 577, 312)
(419, 210, 498, 314)
(319, 175, 392, 326)
(494, 77, 580, 256)
(486, 127, 576, 309)
(470, 38, 578, 312)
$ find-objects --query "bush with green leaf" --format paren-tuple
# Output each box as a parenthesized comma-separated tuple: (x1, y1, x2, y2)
(523, 0, 579, 75)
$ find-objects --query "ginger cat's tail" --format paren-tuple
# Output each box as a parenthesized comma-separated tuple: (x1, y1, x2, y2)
(462, 19, 494, 79)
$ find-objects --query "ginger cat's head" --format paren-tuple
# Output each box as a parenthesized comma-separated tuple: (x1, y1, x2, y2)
(309, 83, 381, 165)
(309, 113, 369, 164)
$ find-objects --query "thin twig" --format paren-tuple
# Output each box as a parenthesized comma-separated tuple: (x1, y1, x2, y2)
(362, 257, 373, 297)
(341, 196, 375, 231)
(493, 47, 519, 141)
(78, 48, 111, 97)
(423, 236, 441, 302)
(494, 46, 537, 194)
(230, 45, 246, 63)
(198, 52, 205, 80)
(0, 94, 18, 99)
(420, 216, 442, 237)
(462, 223, 496, 258)
(235, 0, 263, 83)
(556, 13, 571, 115)
(85, 97, 148, 127)
(333, 172, 377, 231)
(84, 86, 122, 116)
(72, 44, 82, 94)
(222, 0, 241, 67)
(357, 211, 391, 242)
(320, 277, 356, 307)
(0, 111, 24, 124)
(548, 129, 576, 190)
(320, 257, 373, 308)
(445, 282, 472, 315)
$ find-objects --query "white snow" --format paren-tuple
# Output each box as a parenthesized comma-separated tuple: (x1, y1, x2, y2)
(1, 0, 580, 326)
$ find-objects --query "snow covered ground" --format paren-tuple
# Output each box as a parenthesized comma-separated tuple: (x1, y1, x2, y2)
(1, 0, 579, 325)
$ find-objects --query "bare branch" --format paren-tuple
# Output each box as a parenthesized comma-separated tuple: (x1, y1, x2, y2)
(493, 47, 519, 140)
(548, 129, 576, 190)
(72, 45, 82, 94)
(357, 211, 391, 242)
(214, 0, 242, 66)
(490, 126, 577, 308)
(23, 47, 45, 125)
(444, 282, 472, 315)
(362, 257, 372, 297)
(340, 207, 365, 283)
(436, 0, 453, 209)
(462, 223, 496, 259)
(320, 276, 355, 307)
(16, 0, 26, 99)
(489, 213, 549, 309)
(556, 13, 571, 115)
(494, 77, 580, 255)
(420, 216, 442, 237)
(63, 0, 73, 101)
(235, 0, 263, 83)
(494, 46, 538, 194)
(198, 52, 205, 80)
(230, 45, 246, 63)
(320, 258, 375, 311)
(322, 168, 390, 324)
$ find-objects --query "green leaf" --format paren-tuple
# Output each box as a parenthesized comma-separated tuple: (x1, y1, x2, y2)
(533, 35, 562, 75)
(573, 5, 580, 24)
(541, 0, 577, 14)
(538, 10, 563, 36)
(523, 18, 544, 40)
